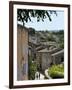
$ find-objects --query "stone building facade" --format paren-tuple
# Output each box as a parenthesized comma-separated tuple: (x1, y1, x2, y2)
(36, 48, 64, 72)
(51, 49, 64, 64)
(36, 48, 51, 72)
(17, 24, 28, 80)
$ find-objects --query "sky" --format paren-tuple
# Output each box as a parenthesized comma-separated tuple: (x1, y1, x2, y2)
(24, 11, 64, 31)
(18, 11, 64, 31)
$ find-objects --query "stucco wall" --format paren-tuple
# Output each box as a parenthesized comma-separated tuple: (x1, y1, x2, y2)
(17, 25, 28, 80)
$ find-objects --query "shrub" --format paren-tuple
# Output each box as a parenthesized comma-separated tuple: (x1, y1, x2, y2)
(48, 64, 64, 79)
(28, 56, 37, 80)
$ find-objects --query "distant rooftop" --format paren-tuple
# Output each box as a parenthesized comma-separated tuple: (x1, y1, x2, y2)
(38, 48, 49, 53)
(37, 47, 62, 53)
(51, 49, 64, 56)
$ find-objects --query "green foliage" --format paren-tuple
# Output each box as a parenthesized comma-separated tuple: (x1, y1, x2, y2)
(52, 30, 64, 48)
(58, 33, 64, 48)
(52, 30, 64, 35)
(29, 28, 35, 36)
(47, 34, 55, 42)
(48, 64, 64, 78)
(29, 56, 37, 80)
(59, 42, 64, 48)
(17, 9, 57, 25)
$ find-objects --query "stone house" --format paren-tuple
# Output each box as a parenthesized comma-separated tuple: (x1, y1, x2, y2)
(36, 48, 64, 72)
(17, 24, 28, 80)
(51, 49, 64, 64)
(36, 48, 52, 72)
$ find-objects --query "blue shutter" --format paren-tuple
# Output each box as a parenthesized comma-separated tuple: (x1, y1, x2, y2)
(22, 63, 28, 75)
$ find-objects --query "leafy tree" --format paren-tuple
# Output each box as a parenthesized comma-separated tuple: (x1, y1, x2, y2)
(59, 42, 64, 48)
(47, 34, 55, 42)
(52, 30, 64, 35)
(57, 31, 64, 48)
(28, 27, 35, 36)
(17, 9, 57, 26)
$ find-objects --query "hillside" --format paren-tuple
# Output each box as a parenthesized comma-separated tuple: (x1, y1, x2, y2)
(29, 29, 64, 49)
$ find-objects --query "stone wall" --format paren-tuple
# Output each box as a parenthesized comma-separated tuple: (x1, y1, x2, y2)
(41, 53, 52, 71)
